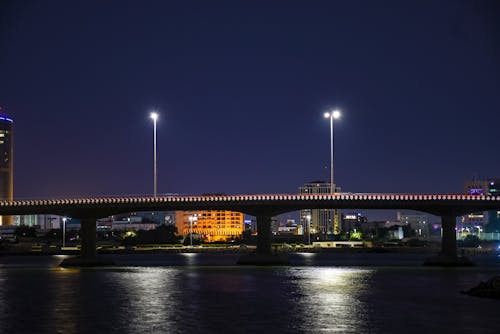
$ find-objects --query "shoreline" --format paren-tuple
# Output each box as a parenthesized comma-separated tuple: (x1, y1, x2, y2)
(0, 246, 446, 256)
(1, 245, 499, 256)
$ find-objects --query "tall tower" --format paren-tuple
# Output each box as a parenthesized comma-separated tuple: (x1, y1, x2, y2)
(0, 111, 13, 225)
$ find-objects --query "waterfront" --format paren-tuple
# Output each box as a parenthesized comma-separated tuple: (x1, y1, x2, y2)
(0, 253, 499, 333)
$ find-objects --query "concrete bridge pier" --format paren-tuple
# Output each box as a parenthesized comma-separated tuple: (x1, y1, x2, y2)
(60, 217, 115, 267)
(424, 214, 473, 266)
(255, 215, 272, 254)
(237, 214, 289, 265)
(441, 215, 458, 258)
(80, 217, 97, 259)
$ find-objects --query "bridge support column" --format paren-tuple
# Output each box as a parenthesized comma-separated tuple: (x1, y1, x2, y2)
(256, 215, 272, 255)
(237, 214, 289, 265)
(441, 215, 457, 257)
(80, 217, 97, 259)
(60, 217, 114, 267)
(424, 214, 473, 266)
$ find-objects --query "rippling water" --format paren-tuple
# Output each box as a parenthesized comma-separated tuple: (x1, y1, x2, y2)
(0, 253, 499, 334)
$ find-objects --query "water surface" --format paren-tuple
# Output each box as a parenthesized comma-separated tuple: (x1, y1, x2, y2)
(0, 253, 498, 334)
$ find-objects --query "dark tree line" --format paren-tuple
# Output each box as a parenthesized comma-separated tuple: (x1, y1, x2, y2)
(121, 224, 181, 245)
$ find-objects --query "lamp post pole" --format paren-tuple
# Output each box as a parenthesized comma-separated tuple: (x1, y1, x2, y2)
(324, 110, 341, 193)
(324, 110, 341, 235)
(189, 215, 195, 247)
(306, 214, 311, 246)
(150, 112, 158, 197)
(62, 217, 67, 248)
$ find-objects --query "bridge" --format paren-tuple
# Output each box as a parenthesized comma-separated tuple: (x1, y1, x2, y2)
(2, 193, 499, 265)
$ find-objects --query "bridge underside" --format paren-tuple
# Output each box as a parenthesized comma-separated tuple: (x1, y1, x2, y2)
(58, 212, 474, 267)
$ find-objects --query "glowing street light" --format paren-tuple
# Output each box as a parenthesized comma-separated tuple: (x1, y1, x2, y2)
(150, 111, 159, 197)
(323, 110, 341, 194)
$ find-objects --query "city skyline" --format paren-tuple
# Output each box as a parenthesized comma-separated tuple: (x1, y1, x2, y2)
(0, 1, 499, 202)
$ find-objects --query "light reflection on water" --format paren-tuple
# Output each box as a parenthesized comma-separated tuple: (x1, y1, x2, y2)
(112, 268, 179, 333)
(49, 267, 81, 334)
(0, 254, 499, 334)
(290, 268, 373, 333)
(180, 252, 199, 267)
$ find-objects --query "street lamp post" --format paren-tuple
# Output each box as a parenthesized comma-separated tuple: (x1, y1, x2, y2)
(188, 215, 194, 247)
(62, 217, 67, 248)
(323, 110, 341, 193)
(306, 214, 311, 246)
(150, 111, 159, 198)
(324, 110, 341, 235)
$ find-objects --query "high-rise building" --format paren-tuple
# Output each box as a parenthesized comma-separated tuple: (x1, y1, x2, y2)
(299, 181, 341, 237)
(0, 112, 13, 225)
(175, 210, 244, 242)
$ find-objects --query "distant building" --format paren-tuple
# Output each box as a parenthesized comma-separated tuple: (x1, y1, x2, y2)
(175, 210, 244, 242)
(463, 178, 489, 228)
(96, 215, 160, 231)
(271, 217, 280, 235)
(245, 218, 256, 234)
(299, 181, 341, 237)
(397, 211, 430, 240)
(0, 112, 13, 225)
(13, 214, 63, 230)
(112, 211, 173, 225)
(486, 181, 500, 233)
(109, 221, 157, 231)
(278, 225, 303, 236)
(277, 218, 303, 236)
(462, 177, 500, 233)
(342, 212, 367, 235)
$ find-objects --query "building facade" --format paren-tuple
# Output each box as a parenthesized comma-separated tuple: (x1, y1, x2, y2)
(462, 178, 500, 233)
(13, 214, 63, 230)
(486, 181, 500, 233)
(299, 181, 341, 237)
(175, 210, 244, 242)
(342, 212, 367, 238)
(112, 211, 174, 225)
(0, 113, 13, 225)
(397, 211, 430, 240)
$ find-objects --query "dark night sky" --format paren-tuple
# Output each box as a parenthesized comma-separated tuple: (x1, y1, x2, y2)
(0, 0, 499, 214)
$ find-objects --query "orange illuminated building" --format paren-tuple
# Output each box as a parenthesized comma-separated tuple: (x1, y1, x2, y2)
(175, 210, 244, 242)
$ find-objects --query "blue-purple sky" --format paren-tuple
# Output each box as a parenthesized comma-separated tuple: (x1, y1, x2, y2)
(1, 0, 499, 211)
